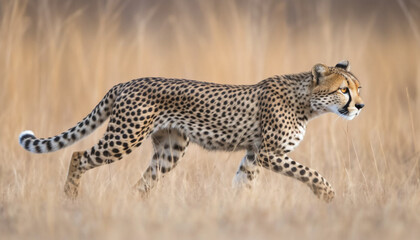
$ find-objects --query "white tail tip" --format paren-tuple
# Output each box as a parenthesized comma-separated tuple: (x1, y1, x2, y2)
(19, 130, 35, 144)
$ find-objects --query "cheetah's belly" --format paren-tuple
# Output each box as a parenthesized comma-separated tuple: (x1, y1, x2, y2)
(153, 114, 261, 151)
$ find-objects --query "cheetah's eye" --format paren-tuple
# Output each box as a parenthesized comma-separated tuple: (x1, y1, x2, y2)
(339, 88, 348, 94)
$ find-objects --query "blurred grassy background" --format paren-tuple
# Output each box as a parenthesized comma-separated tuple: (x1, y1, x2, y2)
(0, 0, 419, 239)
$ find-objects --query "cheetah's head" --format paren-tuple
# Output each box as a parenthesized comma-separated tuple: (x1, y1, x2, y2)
(310, 60, 364, 120)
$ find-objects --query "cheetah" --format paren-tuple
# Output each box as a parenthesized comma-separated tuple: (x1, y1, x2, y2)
(19, 60, 364, 202)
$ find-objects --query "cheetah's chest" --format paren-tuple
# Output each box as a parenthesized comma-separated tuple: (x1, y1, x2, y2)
(283, 124, 306, 152)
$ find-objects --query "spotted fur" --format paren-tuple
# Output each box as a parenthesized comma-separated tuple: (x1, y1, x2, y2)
(19, 61, 364, 202)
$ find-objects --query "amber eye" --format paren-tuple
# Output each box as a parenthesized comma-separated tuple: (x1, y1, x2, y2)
(340, 88, 348, 94)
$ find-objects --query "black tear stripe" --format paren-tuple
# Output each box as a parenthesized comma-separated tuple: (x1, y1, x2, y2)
(339, 90, 352, 115)
(343, 90, 352, 110)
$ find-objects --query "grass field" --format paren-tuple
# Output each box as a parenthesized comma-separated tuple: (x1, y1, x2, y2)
(0, 0, 419, 239)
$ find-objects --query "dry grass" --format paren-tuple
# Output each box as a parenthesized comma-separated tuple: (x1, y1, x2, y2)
(1, 0, 419, 239)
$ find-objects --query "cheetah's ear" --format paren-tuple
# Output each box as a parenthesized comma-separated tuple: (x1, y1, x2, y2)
(335, 60, 350, 71)
(312, 63, 330, 85)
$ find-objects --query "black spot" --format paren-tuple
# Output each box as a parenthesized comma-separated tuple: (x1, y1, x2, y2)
(95, 157, 103, 163)
(273, 165, 283, 172)
(46, 141, 52, 151)
(301, 177, 309, 182)
(24, 140, 31, 149)
(173, 144, 184, 152)
(112, 148, 120, 153)
(35, 146, 42, 153)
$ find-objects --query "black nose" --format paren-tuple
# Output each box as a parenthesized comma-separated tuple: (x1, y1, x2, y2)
(355, 103, 365, 110)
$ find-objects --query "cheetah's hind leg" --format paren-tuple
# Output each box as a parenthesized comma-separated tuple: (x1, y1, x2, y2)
(133, 128, 189, 195)
(64, 125, 151, 199)
(64, 151, 85, 199)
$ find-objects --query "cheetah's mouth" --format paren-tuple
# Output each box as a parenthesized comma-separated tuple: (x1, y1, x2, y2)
(338, 107, 349, 115)
(338, 107, 360, 120)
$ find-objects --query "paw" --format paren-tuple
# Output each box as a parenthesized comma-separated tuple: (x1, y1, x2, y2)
(131, 186, 150, 199)
(132, 178, 153, 197)
(310, 180, 335, 203)
(232, 172, 255, 190)
(64, 181, 79, 199)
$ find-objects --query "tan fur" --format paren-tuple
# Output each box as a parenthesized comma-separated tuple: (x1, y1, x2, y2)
(19, 61, 364, 203)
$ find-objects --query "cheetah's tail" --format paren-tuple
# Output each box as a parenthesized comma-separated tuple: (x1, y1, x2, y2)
(18, 83, 124, 154)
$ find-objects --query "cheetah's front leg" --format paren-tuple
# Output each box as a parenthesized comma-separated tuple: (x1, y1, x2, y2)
(258, 151, 335, 203)
(232, 151, 260, 189)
